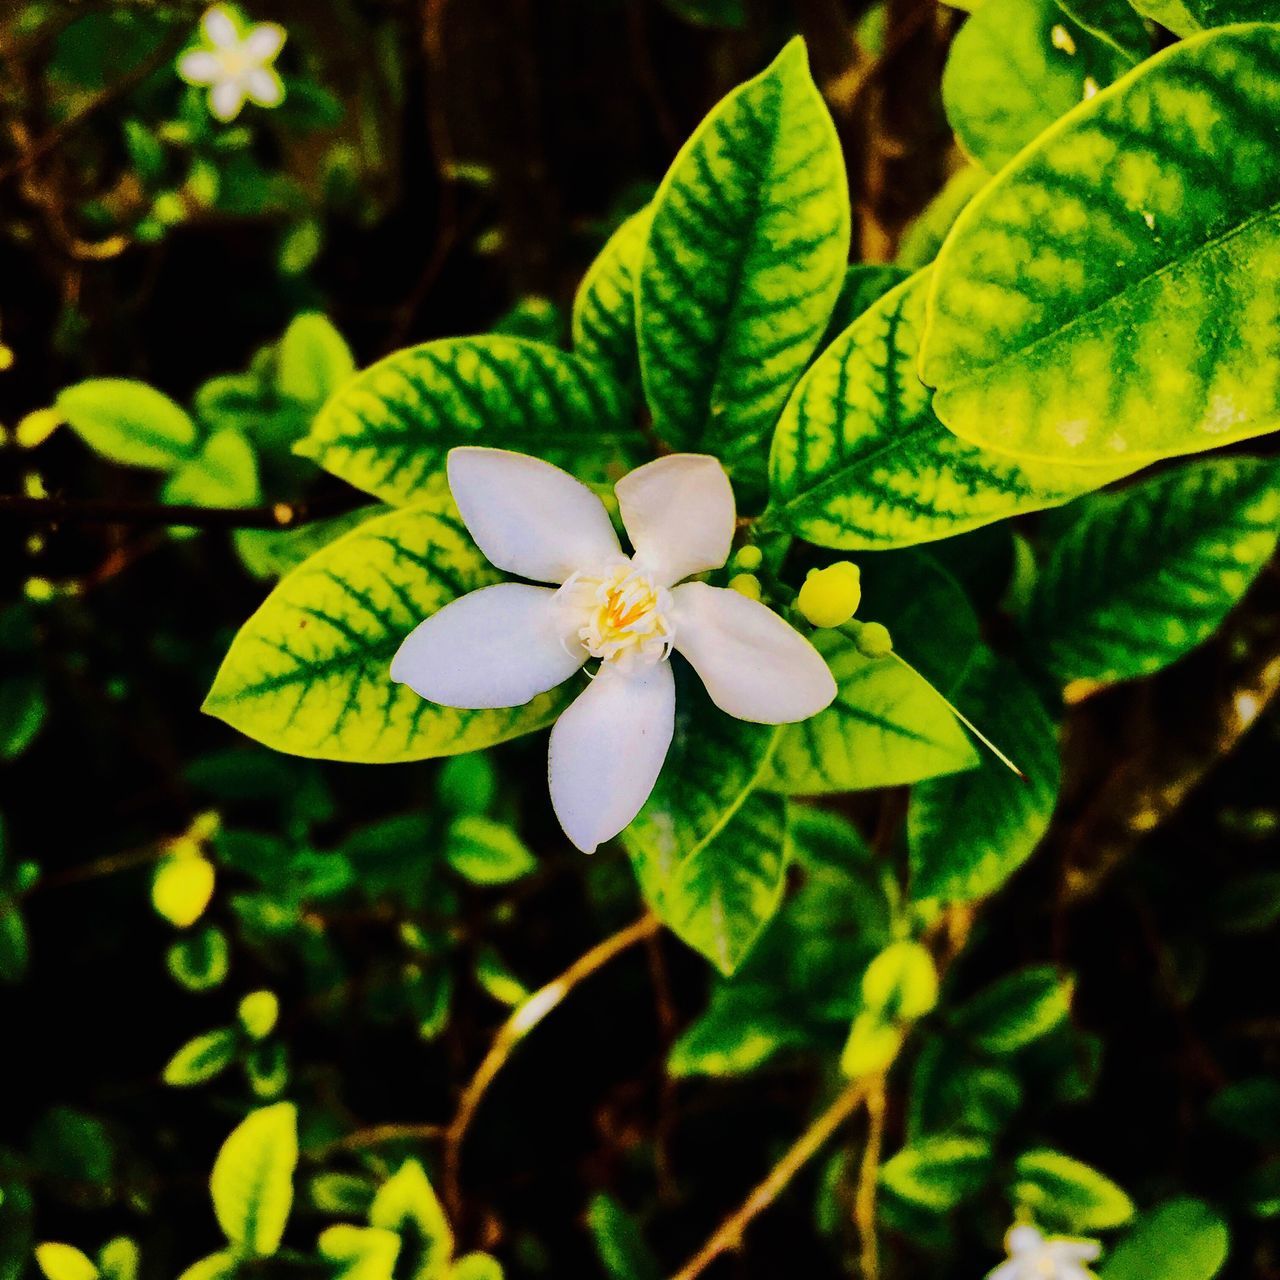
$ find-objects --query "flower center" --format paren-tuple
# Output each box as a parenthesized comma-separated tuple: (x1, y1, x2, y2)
(557, 562, 674, 670)
(217, 46, 254, 78)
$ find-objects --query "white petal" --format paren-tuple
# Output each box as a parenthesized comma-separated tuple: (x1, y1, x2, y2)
(178, 49, 222, 84)
(1049, 1241, 1102, 1265)
(245, 66, 284, 107)
(243, 22, 286, 61)
(984, 1263, 1021, 1280)
(202, 4, 239, 47)
(448, 447, 621, 584)
(391, 583, 584, 709)
(209, 79, 246, 122)
(670, 583, 836, 723)
(548, 662, 674, 853)
(1008, 1227, 1045, 1256)
(615, 453, 736, 586)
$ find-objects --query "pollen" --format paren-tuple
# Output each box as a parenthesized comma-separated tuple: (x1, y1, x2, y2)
(557, 562, 675, 671)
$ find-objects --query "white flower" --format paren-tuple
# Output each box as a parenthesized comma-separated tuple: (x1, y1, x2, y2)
(392, 448, 837, 853)
(988, 1224, 1102, 1280)
(178, 5, 286, 123)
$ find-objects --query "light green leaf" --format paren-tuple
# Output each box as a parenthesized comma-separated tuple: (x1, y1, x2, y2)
(1023, 457, 1280, 685)
(764, 630, 977, 794)
(572, 208, 650, 385)
(369, 1160, 453, 1280)
(767, 272, 1126, 550)
(210, 1102, 298, 1257)
(450, 1255, 503, 1280)
(879, 1136, 993, 1210)
(96, 1239, 139, 1280)
(175, 1253, 239, 1280)
(204, 502, 568, 762)
(896, 165, 989, 271)
(908, 651, 1059, 902)
(1101, 1199, 1229, 1280)
(277, 312, 356, 405)
(955, 966, 1075, 1052)
(0, 676, 46, 760)
(638, 37, 850, 493)
(57, 379, 197, 470)
(234, 506, 384, 581)
(943, 0, 1130, 172)
(668, 988, 812, 1078)
(163, 1028, 239, 1086)
(162, 429, 260, 510)
(586, 1195, 661, 1280)
(1014, 1149, 1134, 1230)
(1126, 0, 1200, 32)
(296, 337, 630, 507)
(167, 926, 230, 991)
(318, 1225, 400, 1280)
(34, 1244, 98, 1280)
(446, 816, 537, 885)
(1055, 0, 1150, 63)
(923, 25, 1280, 466)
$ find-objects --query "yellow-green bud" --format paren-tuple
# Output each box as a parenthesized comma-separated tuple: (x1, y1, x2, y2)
(853, 620, 894, 658)
(151, 854, 215, 929)
(840, 1010, 903, 1078)
(728, 573, 763, 602)
(861, 940, 939, 1021)
(796, 562, 861, 628)
(733, 544, 763, 571)
(238, 990, 280, 1040)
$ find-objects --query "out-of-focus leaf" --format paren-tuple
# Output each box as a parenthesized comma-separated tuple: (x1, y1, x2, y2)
(163, 1028, 239, 1086)
(1013, 1149, 1134, 1230)
(57, 380, 197, 470)
(210, 1103, 298, 1257)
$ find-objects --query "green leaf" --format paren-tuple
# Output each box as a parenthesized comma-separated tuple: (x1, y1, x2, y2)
(234, 506, 384, 581)
(586, 1195, 661, 1280)
(96, 1239, 139, 1280)
(820, 264, 910, 350)
(162, 428, 260, 510)
(943, 0, 1130, 172)
(449, 1255, 503, 1280)
(34, 1245, 98, 1280)
(1055, 0, 1150, 63)
(210, 1102, 298, 1257)
(1013, 1149, 1134, 1230)
(175, 1253, 239, 1280)
(369, 1160, 453, 1280)
(572, 208, 650, 386)
(0, 676, 46, 760)
(167, 926, 230, 991)
(295, 337, 630, 507)
(896, 165, 989, 271)
(277, 313, 355, 405)
(637, 37, 850, 493)
(764, 630, 977, 794)
(1102, 1199, 1229, 1280)
(57, 379, 198, 470)
(1209, 1077, 1280, 1142)
(922, 25, 1280, 467)
(767, 272, 1126, 550)
(1213, 873, 1280, 934)
(908, 651, 1060, 902)
(204, 501, 568, 762)
(318, 1226, 401, 1280)
(669, 987, 813, 1077)
(446, 816, 537, 885)
(879, 1136, 993, 1210)
(659, 0, 746, 28)
(955, 966, 1075, 1053)
(0, 901, 28, 984)
(163, 1028, 239, 1086)
(631, 790, 790, 978)
(1023, 458, 1280, 685)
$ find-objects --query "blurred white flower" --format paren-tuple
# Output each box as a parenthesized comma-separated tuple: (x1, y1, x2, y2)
(178, 5, 286, 123)
(988, 1224, 1102, 1280)
(392, 448, 836, 853)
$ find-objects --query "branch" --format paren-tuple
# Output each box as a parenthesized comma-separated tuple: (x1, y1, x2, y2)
(0, 493, 366, 530)
(442, 913, 662, 1217)
(669, 1078, 871, 1280)
(854, 1080, 887, 1280)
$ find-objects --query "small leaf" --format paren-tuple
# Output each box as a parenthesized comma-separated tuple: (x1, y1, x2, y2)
(1023, 458, 1280, 686)
(34, 1244, 98, 1280)
(638, 37, 850, 494)
(57, 379, 197, 470)
(234, 507, 383, 582)
(0, 676, 46, 760)
(369, 1159, 453, 1280)
(0, 901, 29, 984)
(163, 1028, 239, 1086)
(96, 1239, 139, 1280)
(669, 988, 811, 1078)
(1101, 1199, 1229, 1280)
(1013, 1148, 1134, 1230)
(167, 926, 230, 991)
(922, 26, 1280, 466)
(175, 1253, 239, 1280)
(151, 855, 216, 928)
(879, 1136, 992, 1210)
(586, 1195, 661, 1280)
(450, 1256, 503, 1280)
(210, 1103, 298, 1257)
(204, 502, 568, 762)
(162, 429, 260, 510)
(317, 1225, 400, 1280)
(446, 816, 537, 885)
(1212, 872, 1280, 935)
(277, 312, 356, 405)
(572, 208, 650, 386)
(764, 630, 977, 795)
(296, 337, 630, 507)
(955, 966, 1074, 1053)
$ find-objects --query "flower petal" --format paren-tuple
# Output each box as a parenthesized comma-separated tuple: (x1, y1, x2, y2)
(615, 453, 735, 586)
(209, 79, 246, 122)
(245, 66, 285, 107)
(448, 448, 620, 584)
(1048, 1240, 1102, 1265)
(243, 22, 286, 61)
(202, 4, 239, 48)
(548, 662, 675, 853)
(984, 1263, 1020, 1280)
(178, 49, 222, 84)
(670, 582, 836, 723)
(391, 583, 584, 708)
(1007, 1227, 1046, 1257)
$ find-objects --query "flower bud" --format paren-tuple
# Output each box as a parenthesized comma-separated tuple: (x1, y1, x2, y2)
(733, 544, 763, 571)
(797, 562, 861, 628)
(728, 573, 763, 602)
(238, 990, 280, 1041)
(852, 620, 894, 658)
(861, 940, 939, 1021)
(151, 854, 215, 928)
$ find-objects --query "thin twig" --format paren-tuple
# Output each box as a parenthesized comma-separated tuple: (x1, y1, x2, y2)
(0, 493, 365, 530)
(442, 913, 662, 1218)
(669, 1079, 871, 1280)
(854, 1079, 887, 1280)
(311, 1122, 445, 1160)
